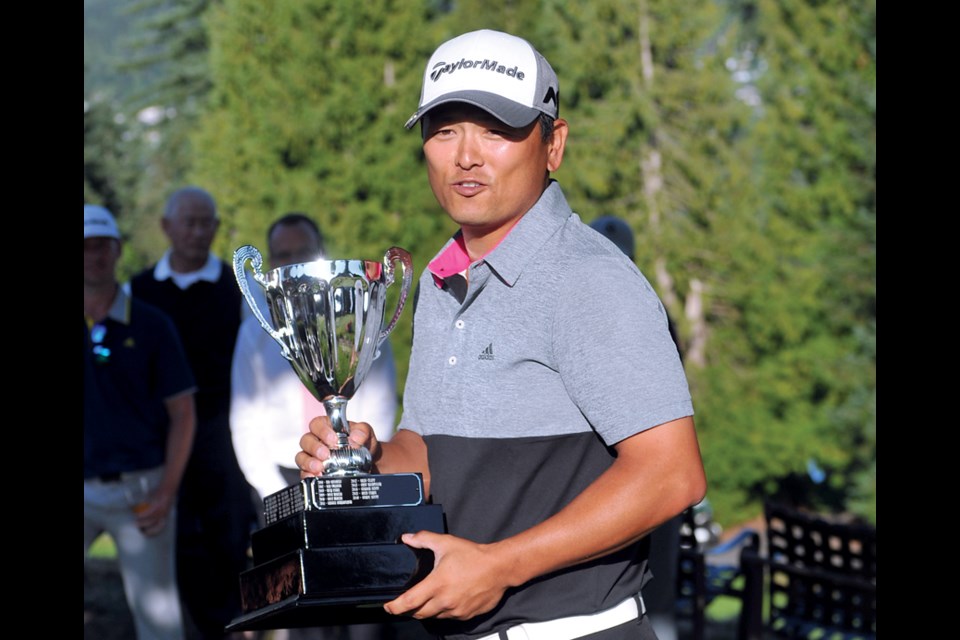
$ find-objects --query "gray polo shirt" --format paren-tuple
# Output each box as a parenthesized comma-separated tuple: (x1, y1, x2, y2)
(399, 181, 693, 639)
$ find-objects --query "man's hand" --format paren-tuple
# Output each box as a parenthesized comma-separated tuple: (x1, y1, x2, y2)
(296, 415, 379, 476)
(385, 531, 512, 620)
(135, 488, 176, 537)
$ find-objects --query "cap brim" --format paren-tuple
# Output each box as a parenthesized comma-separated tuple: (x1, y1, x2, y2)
(405, 90, 541, 130)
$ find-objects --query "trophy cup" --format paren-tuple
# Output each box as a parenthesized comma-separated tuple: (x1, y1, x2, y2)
(227, 245, 445, 631)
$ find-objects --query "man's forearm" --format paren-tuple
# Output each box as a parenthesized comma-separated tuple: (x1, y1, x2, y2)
(373, 428, 431, 495)
(160, 392, 196, 498)
(489, 417, 706, 589)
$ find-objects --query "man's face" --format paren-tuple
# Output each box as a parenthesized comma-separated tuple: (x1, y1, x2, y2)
(268, 221, 323, 269)
(161, 194, 219, 265)
(83, 236, 120, 287)
(422, 104, 567, 242)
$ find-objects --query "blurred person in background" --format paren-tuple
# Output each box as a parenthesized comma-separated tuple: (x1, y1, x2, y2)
(589, 214, 684, 640)
(84, 204, 196, 640)
(131, 187, 258, 639)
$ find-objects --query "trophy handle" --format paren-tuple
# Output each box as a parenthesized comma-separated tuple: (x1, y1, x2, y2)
(232, 245, 292, 361)
(379, 247, 413, 343)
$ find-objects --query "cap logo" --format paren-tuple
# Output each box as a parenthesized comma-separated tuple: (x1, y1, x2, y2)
(542, 86, 558, 108)
(429, 58, 527, 83)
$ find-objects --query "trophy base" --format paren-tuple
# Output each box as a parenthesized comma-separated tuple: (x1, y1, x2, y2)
(232, 545, 434, 630)
(252, 504, 446, 564)
(226, 592, 398, 631)
(264, 473, 426, 524)
(229, 475, 446, 632)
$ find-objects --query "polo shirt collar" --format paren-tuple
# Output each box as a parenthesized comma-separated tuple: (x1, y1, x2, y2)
(427, 181, 572, 289)
(484, 181, 571, 287)
(153, 250, 222, 289)
(106, 285, 132, 325)
(428, 233, 470, 287)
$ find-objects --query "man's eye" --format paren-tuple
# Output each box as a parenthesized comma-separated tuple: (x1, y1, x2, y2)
(489, 128, 518, 139)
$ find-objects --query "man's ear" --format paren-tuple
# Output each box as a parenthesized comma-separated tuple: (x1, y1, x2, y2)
(546, 119, 569, 173)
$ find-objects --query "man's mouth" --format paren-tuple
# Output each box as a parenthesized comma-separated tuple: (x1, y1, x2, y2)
(452, 181, 485, 196)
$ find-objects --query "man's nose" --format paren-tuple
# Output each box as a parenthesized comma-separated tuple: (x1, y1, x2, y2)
(455, 133, 483, 170)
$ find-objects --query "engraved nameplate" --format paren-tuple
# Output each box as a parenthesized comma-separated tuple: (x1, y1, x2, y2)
(263, 473, 425, 525)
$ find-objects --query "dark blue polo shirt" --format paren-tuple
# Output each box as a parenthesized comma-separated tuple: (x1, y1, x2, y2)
(84, 288, 195, 479)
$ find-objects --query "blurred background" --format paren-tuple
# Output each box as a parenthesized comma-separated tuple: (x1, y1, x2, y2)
(84, 0, 876, 530)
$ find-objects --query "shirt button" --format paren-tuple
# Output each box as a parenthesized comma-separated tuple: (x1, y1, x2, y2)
(448, 356, 457, 365)
(455, 320, 465, 329)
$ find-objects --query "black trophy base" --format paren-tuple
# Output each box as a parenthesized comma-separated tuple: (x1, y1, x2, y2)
(228, 472, 446, 633)
(229, 545, 434, 631)
(252, 504, 446, 564)
(226, 592, 398, 631)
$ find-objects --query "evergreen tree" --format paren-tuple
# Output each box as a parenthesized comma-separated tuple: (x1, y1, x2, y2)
(181, 0, 876, 525)
(121, 0, 212, 109)
(84, 96, 134, 218)
(697, 0, 876, 522)
(85, 0, 217, 273)
(111, 0, 216, 270)
(537, 0, 752, 365)
(192, 0, 455, 392)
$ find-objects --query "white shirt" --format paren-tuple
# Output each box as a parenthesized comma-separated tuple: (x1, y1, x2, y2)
(153, 251, 222, 290)
(230, 314, 399, 499)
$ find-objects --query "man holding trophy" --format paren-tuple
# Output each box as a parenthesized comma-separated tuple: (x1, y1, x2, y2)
(297, 29, 708, 640)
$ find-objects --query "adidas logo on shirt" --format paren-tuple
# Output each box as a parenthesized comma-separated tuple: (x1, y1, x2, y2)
(478, 343, 494, 360)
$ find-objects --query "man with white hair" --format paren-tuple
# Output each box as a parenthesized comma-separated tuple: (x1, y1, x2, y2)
(131, 187, 258, 639)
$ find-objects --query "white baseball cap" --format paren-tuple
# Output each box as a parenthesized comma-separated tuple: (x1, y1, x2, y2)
(405, 29, 560, 130)
(84, 204, 121, 240)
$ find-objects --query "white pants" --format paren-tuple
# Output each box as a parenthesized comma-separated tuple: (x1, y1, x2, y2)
(84, 467, 184, 640)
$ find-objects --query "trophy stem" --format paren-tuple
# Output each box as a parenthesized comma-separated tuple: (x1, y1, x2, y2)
(323, 396, 351, 448)
(321, 396, 372, 476)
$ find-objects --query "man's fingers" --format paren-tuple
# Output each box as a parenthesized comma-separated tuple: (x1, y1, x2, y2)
(294, 451, 323, 476)
(299, 418, 376, 477)
(400, 530, 441, 550)
(384, 581, 434, 617)
(296, 433, 329, 475)
(308, 416, 342, 449)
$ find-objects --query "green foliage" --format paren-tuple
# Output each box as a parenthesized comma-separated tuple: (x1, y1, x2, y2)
(85, 0, 163, 98)
(84, 97, 136, 218)
(696, 0, 876, 524)
(120, 0, 212, 109)
(85, 0, 216, 277)
(88, 533, 118, 559)
(192, 0, 458, 394)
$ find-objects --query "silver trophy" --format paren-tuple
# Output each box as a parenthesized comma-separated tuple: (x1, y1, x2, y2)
(228, 244, 444, 632)
(233, 245, 413, 477)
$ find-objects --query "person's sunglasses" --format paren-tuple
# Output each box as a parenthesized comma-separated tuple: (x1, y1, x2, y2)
(90, 323, 111, 364)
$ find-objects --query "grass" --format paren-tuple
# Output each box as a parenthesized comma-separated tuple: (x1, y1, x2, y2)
(706, 595, 743, 622)
(88, 533, 118, 559)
